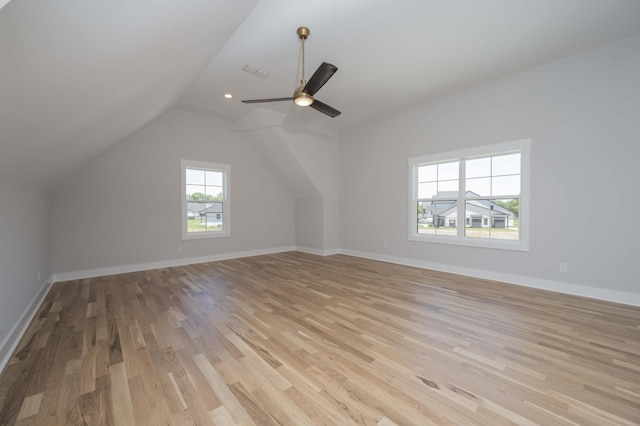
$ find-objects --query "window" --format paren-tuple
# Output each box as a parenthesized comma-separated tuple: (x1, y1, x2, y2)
(409, 139, 530, 251)
(181, 159, 230, 239)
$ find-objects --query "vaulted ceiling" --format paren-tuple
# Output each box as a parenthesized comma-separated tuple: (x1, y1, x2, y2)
(2, 0, 640, 188)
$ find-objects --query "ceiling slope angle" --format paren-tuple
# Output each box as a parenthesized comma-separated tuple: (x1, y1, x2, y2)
(0, 0, 258, 188)
(177, 0, 640, 131)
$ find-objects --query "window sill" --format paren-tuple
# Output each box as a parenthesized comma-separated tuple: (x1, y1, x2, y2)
(182, 231, 230, 240)
(409, 234, 529, 252)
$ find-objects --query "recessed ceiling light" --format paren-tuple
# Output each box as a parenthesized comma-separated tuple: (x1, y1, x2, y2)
(223, 93, 233, 99)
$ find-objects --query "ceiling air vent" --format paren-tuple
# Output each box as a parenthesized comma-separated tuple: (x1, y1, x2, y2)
(242, 64, 270, 78)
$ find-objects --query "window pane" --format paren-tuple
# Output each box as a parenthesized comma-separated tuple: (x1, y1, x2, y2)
(435, 227, 457, 236)
(466, 177, 490, 196)
(417, 202, 435, 235)
(466, 157, 491, 178)
(437, 179, 458, 194)
(418, 165, 437, 183)
(410, 140, 528, 249)
(183, 161, 230, 239)
(492, 175, 520, 196)
(186, 198, 225, 233)
(186, 168, 205, 185)
(210, 213, 223, 231)
(187, 201, 207, 232)
(187, 201, 206, 216)
(186, 185, 205, 199)
(438, 161, 459, 181)
(433, 200, 457, 236)
(492, 153, 520, 176)
(490, 198, 519, 240)
(492, 198, 519, 218)
(464, 201, 491, 238)
(465, 199, 519, 240)
(418, 182, 437, 199)
(417, 200, 456, 236)
(206, 170, 223, 186)
(205, 185, 224, 200)
(204, 203, 223, 231)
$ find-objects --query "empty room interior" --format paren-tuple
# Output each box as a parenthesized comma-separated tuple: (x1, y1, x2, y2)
(2, 0, 640, 424)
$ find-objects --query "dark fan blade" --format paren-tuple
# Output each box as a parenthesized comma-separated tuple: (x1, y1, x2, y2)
(310, 100, 341, 117)
(242, 97, 293, 103)
(303, 62, 338, 96)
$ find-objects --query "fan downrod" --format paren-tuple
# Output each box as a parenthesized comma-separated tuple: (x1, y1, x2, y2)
(241, 26, 341, 117)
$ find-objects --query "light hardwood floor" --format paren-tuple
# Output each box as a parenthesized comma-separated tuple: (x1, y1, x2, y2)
(1, 252, 639, 425)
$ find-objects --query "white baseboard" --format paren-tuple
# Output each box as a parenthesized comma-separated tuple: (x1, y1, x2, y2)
(340, 249, 640, 307)
(50, 245, 640, 308)
(295, 246, 341, 256)
(52, 246, 297, 282)
(8, 246, 632, 379)
(2, 245, 634, 377)
(0, 278, 54, 373)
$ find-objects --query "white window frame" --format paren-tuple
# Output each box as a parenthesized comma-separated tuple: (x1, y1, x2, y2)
(408, 139, 530, 251)
(181, 159, 231, 240)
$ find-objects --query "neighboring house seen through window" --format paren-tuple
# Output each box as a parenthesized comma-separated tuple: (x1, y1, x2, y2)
(409, 139, 530, 251)
(181, 159, 230, 239)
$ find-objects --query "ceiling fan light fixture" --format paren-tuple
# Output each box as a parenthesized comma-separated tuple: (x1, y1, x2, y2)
(241, 27, 340, 117)
(294, 93, 314, 107)
(293, 85, 314, 106)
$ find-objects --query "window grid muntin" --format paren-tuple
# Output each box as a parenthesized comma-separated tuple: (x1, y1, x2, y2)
(181, 160, 230, 240)
(416, 160, 460, 237)
(409, 140, 529, 251)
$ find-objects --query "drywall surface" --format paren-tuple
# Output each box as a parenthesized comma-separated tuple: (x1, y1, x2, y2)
(0, 173, 50, 347)
(340, 35, 640, 295)
(51, 109, 295, 274)
(0, 0, 258, 187)
(295, 199, 324, 251)
(240, 108, 342, 252)
(285, 131, 342, 253)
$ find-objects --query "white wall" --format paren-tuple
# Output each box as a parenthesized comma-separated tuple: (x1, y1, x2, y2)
(286, 132, 342, 253)
(295, 199, 324, 250)
(51, 109, 295, 275)
(239, 108, 342, 254)
(0, 173, 51, 361)
(340, 35, 640, 298)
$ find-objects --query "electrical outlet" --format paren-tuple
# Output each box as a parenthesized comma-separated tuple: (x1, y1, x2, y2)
(178, 245, 183, 253)
(559, 263, 568, 273)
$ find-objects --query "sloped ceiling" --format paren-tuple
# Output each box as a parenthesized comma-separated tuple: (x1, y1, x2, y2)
(179, 0, 640, 130)
(0, 0, 258, 187)
(2, 0, 640, 189)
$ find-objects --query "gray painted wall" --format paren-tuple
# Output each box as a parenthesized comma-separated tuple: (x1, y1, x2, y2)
(239, 108, 342, 254)
(340, 35, 640, 295)
(285, 131, 341, 253)
(0, 173, 50, 347)
(51, 109, 295, 274)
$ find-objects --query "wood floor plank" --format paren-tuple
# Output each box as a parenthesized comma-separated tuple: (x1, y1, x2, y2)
(15, 392, 43, 421)
(1, 252, 639, 424)
(110, 362, 135, 426)
(194, 353, 251, 424)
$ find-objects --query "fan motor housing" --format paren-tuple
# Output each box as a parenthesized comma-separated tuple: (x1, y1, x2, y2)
(293, 85, 314, 106)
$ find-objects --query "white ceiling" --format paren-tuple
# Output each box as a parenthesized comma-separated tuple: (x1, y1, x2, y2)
(0, 0, 258, 187)
(2, 0, 640, 188)
(178, 0, 640, 129)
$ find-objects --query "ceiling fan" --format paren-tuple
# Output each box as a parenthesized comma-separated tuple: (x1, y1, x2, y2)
(242, 27, 341, 117)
